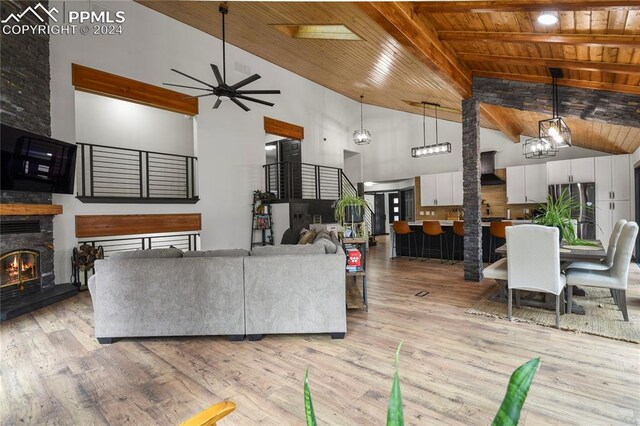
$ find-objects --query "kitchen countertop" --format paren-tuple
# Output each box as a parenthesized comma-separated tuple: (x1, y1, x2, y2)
(405, 220, 531, 227)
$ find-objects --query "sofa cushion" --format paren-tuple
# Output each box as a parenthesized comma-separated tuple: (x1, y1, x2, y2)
(314, 238, 338, 254)
(183, 249, 249, 258)
(251, 244, 325, 256)
(298, 229, 317, 245)
(109, 247, 183, 259)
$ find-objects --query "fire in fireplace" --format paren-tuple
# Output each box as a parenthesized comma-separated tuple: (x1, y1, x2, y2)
(1, 250, 40, 291)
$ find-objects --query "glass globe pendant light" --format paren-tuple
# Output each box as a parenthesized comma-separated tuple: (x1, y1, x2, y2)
(353, 95, 371, 145)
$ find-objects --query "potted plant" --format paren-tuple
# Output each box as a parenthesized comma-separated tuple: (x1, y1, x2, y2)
(333, 195, 369, 238)
(531, 189, 595, 245)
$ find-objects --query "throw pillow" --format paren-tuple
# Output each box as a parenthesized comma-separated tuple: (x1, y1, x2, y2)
(313, 238, 337, 254)
(298, 230, 317, 245)
(109, 247, 183, 259)
(329, 230, 340, 247)
(313, 229, 331, 243)
(183, 249, 249, 258)
(251, 244, 325, 256)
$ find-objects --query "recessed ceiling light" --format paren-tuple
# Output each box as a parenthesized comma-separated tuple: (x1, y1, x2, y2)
(537, 13, 558, 25)
(364, 181, 375, 187)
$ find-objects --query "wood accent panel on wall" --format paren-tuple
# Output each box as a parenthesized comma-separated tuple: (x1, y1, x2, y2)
(264, 117, 304, 140)
(71, 64, 199, 116)
(0, 204, 63, 216)
(75, 213, 201, 238)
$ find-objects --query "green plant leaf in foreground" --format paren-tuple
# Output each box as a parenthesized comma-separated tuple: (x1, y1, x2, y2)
(492, 358, 541, 426)
(304, 369, 317, 426)
(387, 342, 404, 426)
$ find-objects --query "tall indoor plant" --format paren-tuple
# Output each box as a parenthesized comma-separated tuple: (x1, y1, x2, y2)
(334, 194, 369, 237)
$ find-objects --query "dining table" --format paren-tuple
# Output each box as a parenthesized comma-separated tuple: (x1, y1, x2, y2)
(493, 240, 606, 314)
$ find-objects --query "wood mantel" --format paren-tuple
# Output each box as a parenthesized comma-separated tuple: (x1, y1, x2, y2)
(0, 204, 63, 216)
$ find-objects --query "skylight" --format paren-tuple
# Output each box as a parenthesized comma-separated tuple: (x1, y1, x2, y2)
(272, 24, 362, 41)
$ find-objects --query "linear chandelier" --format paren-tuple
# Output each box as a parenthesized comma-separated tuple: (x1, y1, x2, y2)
(353, 95, 371, 145)
(411, 102, 451, 158)
(538, 68, 571, 149)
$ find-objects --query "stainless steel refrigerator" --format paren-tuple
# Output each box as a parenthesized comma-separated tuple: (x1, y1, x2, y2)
(548, 183, 596, 240)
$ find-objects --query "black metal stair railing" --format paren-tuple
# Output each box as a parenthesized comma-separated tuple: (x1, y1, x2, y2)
(76, 143, 199, 203)
(340, 172, 375, 236)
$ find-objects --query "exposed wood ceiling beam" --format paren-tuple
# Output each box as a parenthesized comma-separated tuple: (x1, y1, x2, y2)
(439, 31, 640, 47)
(357, 2, 521, 142)
(459, 53, 640, 74)
(473, 71, 640, 95)
(414, 1, 640, 13)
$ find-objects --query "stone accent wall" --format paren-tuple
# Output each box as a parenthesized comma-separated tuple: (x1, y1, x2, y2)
(473, 77, 640, 129)
(462, 98, 483, 282)
(1, 192, 55, 294)
(0, 0, 51, 136)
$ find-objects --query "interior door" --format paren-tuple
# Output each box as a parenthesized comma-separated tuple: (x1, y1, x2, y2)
(401, 189, 415, 221)
(279, 139, 301, 199)
(388, 192, 400, 223)
(373, 193, 386, 234)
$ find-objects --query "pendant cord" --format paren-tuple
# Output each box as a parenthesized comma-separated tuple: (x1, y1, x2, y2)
(422, 102, 426, 148)
(360, 96, 364, 130)
(552, 76, 558, 118)
(435, 105, 439, 145)
(222, 9, 226, 83)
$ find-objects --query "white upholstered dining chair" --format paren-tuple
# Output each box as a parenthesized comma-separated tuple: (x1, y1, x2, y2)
(506, 225, 566, 328)
(566, 222, 638, 322)
(566, 219, 627, 272)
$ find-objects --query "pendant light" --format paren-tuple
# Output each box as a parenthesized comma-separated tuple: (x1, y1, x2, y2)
(538, 68, 572, 149)
(411, 102, 451, 158)
(353, 95, 371, 145)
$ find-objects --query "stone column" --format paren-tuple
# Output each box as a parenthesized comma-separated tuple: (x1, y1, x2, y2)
(462, 97, 483, 281)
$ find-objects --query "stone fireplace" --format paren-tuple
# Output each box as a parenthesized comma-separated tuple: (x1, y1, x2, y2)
(0, 191, 56, 304)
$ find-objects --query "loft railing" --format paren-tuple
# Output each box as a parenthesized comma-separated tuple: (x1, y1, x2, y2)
(78, 233, 200, 257)
(76, 143, 199, 204)
(263, 161, 342, 201)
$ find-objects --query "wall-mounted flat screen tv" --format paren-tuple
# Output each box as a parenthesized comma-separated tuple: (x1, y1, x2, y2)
(1, 124, 77, 194)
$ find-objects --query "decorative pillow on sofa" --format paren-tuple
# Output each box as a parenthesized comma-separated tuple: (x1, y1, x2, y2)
(251, 244, 325, 256)
(298, 229, 317, 245)
(183, 249, 249, 258)
(109, 247, 183, 259)
(313, 238, 338, 254)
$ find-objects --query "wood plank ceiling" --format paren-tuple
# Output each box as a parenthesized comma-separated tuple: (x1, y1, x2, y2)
(138, 1, 640, 153)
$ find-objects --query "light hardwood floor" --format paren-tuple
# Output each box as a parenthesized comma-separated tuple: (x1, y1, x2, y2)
(2, 237, 639, 425)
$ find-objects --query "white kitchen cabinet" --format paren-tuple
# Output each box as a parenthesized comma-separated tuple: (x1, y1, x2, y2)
(524, 163, 548, 203)
(596, 199, 631, 247)
(420, 172, 461, 206)
(436, 173, 453, 206)
(451, 171, 463, 205)
(596, 155, 630, 201)
(547, 158, 594, 184)
(506, 166, 526, 204)
(506, 164, 547, 204)
(420, 174, 437, 207)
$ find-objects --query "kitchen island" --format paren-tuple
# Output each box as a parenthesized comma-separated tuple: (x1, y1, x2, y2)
(389, 219, 531, 262)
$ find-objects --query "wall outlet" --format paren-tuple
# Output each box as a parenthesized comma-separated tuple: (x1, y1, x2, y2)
(420, 211, 425, 216)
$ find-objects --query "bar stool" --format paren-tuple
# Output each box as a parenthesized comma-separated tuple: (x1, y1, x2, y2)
(450, 220, 464, 264)
(392, 221, 417, 260)
(421, 221, 449, 263)
(489, 221, 512, 263)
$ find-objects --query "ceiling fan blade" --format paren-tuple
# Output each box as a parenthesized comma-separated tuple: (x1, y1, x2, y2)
(235, 89, 281, 95)
(230, 97, 250, 112)
(171, 68, 215, 89)
(185, 93, 215, 99)
(235, 95, 275, 107)
(213, 98, 222, 109)
(163, 82, 212, 91)
(230, 74, 261, 90)
(210, 64, 224, 85)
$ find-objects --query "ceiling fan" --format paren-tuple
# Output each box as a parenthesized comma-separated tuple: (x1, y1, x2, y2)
(163, 4, 280, 111)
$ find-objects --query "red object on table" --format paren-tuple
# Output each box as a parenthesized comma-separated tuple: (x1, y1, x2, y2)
(347, 248, 362, 267)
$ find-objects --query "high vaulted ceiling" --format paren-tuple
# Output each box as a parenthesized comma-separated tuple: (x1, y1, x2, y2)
(139, 1, 640, 154)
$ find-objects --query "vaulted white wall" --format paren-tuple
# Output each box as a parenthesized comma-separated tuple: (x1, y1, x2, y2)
(49, 0, 356, 283)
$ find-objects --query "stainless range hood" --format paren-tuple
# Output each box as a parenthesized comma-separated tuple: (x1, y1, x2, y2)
(480, 151, 504, 185)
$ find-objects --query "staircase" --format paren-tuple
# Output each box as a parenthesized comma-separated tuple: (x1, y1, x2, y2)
(263, 162, 376, 236)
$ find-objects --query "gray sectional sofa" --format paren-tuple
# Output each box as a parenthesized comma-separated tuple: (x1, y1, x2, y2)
(88, 245, 346, 343)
